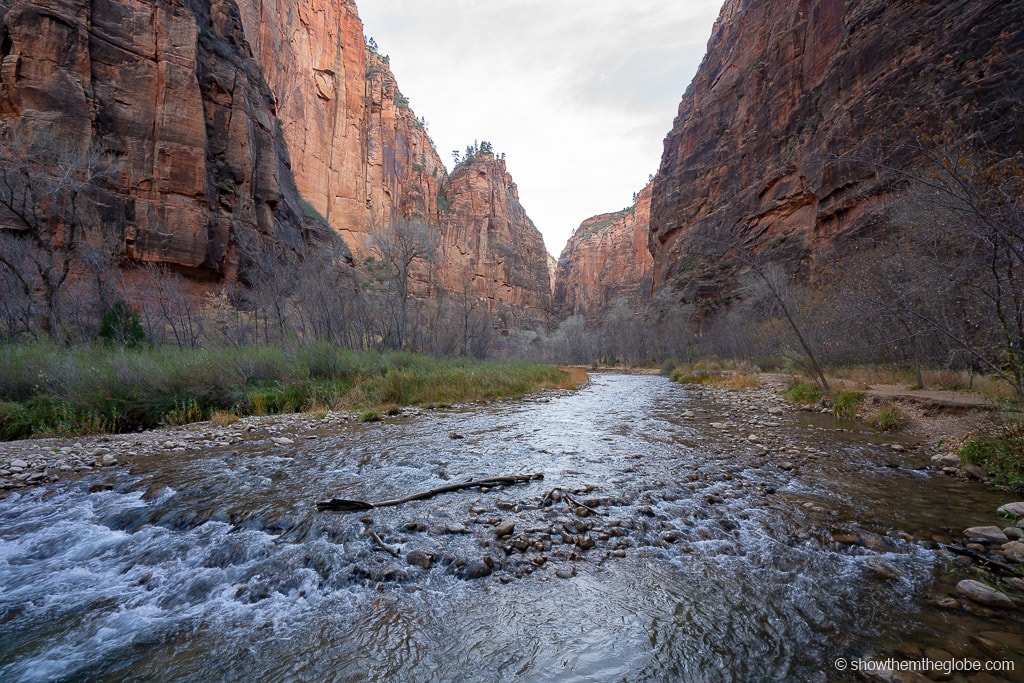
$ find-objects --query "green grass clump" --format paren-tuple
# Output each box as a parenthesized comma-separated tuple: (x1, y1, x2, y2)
(867, 405, 910, 432)
(783, 381, 822, 405)
(960, 423, 1024, 492)
(358, 409, 382, 422)
(831, 390, 865, 419)
(0, 342, 579, 439)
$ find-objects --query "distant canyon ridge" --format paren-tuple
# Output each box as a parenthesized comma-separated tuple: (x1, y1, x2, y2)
(1, 0, 1021, 328)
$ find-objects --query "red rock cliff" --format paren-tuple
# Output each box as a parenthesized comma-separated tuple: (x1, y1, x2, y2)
(0, 0, 328, 276)
(553, 183, 653, 322)
(0, 0, 553, 319)
(439, 152, 552, 320)
(650, 0, 1024, 297)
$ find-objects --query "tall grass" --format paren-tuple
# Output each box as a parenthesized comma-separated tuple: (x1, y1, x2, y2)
(0, 342, 581, 440)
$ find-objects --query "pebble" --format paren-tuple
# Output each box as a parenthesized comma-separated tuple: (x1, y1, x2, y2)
(10, 459, 28, 469)
(448, 432, 463, 439)
(956, 579, 1016, 608)
(1004, 527, 1024, 541)
(100, 454, 117, 467)
(555, 567, 575, 579)
(930, 453, 960, 467)
(864, 558, 902, 580)
(747, 434, 761, 444)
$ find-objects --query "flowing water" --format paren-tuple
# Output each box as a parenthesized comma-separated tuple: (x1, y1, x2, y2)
(1, 374, 1021, 681)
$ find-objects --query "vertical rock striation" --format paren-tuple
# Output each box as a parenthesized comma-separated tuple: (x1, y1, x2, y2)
(0, 0, 326, 277)
(649, 0, 1024, 298)
(439, 151, 552, 323)
(553, 183, 654, 322)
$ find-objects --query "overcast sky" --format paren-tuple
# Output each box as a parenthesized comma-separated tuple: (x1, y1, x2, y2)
(357, 1, 724, 257)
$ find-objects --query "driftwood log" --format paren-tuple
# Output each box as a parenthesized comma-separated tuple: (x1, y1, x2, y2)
(316, 473, 544, 512)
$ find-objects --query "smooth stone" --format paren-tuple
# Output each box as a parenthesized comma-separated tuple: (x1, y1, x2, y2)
(963, 526, 1009, 544)
(1001, 540, 1024, 563)
(494, 520, 515, 538)
(973, 631, 1024, 656)
(555, 567, 575, 579)
(747, 434, 761, 443)
(931, 454, 960, 467)
(1004, 526, 1024, 541)
(10, 459, 28, 469)
(956, 579, 1016, 608)
(100, 454, 117, 467)
(864, 557, 902, 580)
(998, 502, 1024, 518)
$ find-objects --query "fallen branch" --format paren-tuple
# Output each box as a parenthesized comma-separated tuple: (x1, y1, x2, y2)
(317, 473, 544, 512)
(369, 529, 400, 557)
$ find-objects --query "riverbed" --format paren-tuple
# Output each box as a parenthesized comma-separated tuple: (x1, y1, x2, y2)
(1, 373, 1021, 681)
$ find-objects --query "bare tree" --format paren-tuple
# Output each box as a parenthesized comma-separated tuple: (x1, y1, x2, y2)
(366, 219, 438, 350)
(0, 134, 121, 343)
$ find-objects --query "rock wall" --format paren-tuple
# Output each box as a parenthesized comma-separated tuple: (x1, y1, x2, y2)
(0, 0, 553, 321)
(0, 0, 320, 278)
(234, 0, 367, 248)
(362, 49, 445, 254)
(553, 183, 654, 322)
(650, 0, 1024, 298)
(439, 152, 552, 321)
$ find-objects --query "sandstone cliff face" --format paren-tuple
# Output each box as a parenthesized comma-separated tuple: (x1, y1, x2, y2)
(650, 0, 1024, 297)
(0, 0, 319, 277)
(439, 152, 552, 320)
(362, 49, 445, 253)
(554, 183, 653, 322)
(0, 0, 553, 321)
(234, 0, 367, 248)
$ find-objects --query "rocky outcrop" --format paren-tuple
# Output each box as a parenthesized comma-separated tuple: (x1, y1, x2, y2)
(553, 183, 654, 321)
(439, 152, 552, 322)
(0, 0, 324, 277)
(650, 0, 1024, 298)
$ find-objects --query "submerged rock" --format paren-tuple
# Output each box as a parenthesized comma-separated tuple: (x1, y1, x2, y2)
(956, 580, 1016, 608)
(464, 557, 494, 579)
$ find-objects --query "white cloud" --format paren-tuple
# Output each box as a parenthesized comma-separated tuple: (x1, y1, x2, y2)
(357, 0, 723, 256)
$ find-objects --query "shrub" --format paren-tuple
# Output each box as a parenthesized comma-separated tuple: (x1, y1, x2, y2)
(359, 409, 382, 422)
(161, 398, 206, 427)
(97, 301, 146, 348)
(210, 410, 239, 426)
(831, 391, 865, 419)
(867, 405, 910, 431)
(960, 423, 1024, 492)
(783, 381, 822, 405)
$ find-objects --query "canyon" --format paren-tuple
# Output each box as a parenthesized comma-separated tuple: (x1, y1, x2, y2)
(2, 0, 1023, 338)
(0, 0, 551, 325)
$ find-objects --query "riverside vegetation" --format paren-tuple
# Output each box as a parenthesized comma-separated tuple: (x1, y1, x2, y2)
(668, 358, 1024, 494)
(0, 342, 586, 440)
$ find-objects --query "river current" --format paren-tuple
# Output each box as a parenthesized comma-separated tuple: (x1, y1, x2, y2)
(1, 373, 1021, 681)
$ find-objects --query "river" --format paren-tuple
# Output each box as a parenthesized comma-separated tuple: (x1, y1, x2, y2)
(1, 373, 1021, 681)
